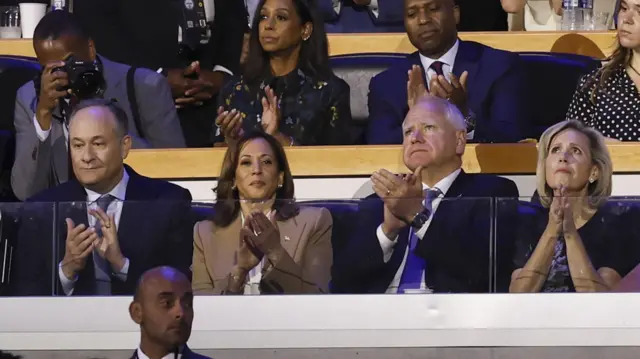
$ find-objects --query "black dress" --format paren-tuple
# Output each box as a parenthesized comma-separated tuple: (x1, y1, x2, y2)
(566, 66, 640, 141)
(215, 69, 361, 145)
(511, 201, 640, 292)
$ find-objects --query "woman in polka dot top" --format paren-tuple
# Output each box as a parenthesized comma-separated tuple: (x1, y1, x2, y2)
(566, 1, 640, 142)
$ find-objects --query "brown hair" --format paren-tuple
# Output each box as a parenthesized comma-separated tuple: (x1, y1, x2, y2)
(586, 36, 631, 104)
(212, 131, 298, 227)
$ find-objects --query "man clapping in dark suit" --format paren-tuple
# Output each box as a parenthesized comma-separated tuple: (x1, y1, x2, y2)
(129, 267, 211, 359)
(11, 99, 193, 296)
(366, 0, 530, 144)
(332, 96, 519, 294)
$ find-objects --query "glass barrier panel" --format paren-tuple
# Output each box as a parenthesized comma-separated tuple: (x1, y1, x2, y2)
(496, 196, 640, 293)
(300, 197, 493, 295)
(1, 201, 56, 297)
(56, 199, 194, 297)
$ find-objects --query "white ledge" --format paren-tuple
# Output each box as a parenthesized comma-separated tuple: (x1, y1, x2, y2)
(1, 294, 639, 350)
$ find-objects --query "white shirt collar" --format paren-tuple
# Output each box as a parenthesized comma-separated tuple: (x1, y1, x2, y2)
(84, 168, 130, 203)
(136, 346, 183, 359)
(419, 39, 460, 73)
(421, 168, 462, 196)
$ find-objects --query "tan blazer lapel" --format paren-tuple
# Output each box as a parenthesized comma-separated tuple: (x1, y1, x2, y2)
(208, 215, 243, 284)
(276, 216, 307, 262)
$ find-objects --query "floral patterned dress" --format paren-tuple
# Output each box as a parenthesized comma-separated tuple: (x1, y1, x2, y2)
(215, 69, 360, 145)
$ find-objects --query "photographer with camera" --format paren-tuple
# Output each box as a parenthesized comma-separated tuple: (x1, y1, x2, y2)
(11, 10, 186, 201)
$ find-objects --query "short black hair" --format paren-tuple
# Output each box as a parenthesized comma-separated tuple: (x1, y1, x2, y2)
(33, 10, 90, 42)
(70, 99, 130, 137)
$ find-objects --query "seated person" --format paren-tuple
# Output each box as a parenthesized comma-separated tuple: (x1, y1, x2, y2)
(215, 0, 359, 147)
(12, 10, 185, 201)
(332, 96, 519, 294)
(317, 0, 404, 33)
(129, 266, 211, 359)
(510, 120, 640, 292)
(192, 131, 332, 294)
(366, 0, 529, 144)
(566, 3, 639, 142)
(11, 99, 193, 296)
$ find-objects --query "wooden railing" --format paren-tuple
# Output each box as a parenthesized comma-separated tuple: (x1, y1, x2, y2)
(123, 144, 640, 179)
(0, 31, 617, 59)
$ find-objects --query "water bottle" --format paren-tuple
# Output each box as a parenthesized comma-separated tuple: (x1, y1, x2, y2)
(561, 0, 582, 31)
(581, 0, 594, 30)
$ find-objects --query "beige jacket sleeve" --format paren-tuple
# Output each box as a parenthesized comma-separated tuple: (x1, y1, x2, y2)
(262, 208, 333, 294)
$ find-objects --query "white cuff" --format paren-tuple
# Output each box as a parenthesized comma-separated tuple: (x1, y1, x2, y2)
(113, 257, 130, 282)
(213, 65, 233, 76)
(33, 114, 51, 142)
(369, 0, 379, 17)
(376, 224, 397, 263)
(58, 262, 77, 296)
(333, 0, 341, 14)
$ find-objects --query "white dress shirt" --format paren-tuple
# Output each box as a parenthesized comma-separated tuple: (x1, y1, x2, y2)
(136, 346, 183, 359)
(377, 168, 461, 293)
(333, 0, 381, 18)
(58, 169, 131, 295)
(419, 39, 459, 89)
(240, 211, 276, 295)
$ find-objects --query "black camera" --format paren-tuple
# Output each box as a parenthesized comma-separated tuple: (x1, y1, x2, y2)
(51, 55, 105, 100)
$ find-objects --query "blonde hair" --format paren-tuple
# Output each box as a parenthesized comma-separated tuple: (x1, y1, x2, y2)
(536, 120, 612, 208)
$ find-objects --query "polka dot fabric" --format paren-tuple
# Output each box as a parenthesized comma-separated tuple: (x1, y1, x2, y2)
(566, 66, 640, 141)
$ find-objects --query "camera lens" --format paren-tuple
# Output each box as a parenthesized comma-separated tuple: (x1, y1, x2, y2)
(73, 70, 105, 99)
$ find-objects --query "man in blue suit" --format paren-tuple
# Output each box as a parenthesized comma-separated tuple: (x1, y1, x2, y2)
(317, 0, 405, 32)
(11, 99, 193, 296)
(366, 0, 530, 144)
(332, 96, 519, 294)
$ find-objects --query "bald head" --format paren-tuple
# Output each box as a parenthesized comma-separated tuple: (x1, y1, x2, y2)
(130, 266, 193, 351)
(134, 266, 190, 302)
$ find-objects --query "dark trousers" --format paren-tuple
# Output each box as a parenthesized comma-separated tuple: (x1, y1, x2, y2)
(178, 100, 217, 148)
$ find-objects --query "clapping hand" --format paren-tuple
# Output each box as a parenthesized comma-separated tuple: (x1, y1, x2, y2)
(261, 86, 281, 136)
(407, 65, 428, 109)
(429, 71, 469, 115)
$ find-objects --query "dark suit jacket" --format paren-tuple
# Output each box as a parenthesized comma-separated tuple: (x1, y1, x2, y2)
(366, 40, 530, 144)
(130, 346, 212, 359)
(74, 0, 245, 73)
(331, 171, 519, 294)
(10, 165, 193, 296)
(317, 0, 405, 33)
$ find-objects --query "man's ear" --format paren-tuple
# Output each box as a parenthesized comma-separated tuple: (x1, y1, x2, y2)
(130, 301, 142, 325)
(121, 135, 132, 159)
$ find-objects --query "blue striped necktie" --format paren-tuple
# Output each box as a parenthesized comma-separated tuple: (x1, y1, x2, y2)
(93, 194, 115, 295)
(397, 188, 442, 293)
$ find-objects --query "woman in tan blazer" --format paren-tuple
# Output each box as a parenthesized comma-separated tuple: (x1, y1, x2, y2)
(192, 131, 333, 294)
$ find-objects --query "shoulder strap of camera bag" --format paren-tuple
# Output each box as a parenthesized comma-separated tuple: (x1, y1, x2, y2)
(126, 66, 144, 138)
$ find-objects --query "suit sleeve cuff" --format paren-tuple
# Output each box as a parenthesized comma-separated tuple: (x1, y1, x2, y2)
(213, 65, 233, 76)
(369, 0, 379, 17)
(33, 114, 51, 142)
(113, 257, 130, 282)
(58, 262, 77, 296)
(377, 224, 397, 263)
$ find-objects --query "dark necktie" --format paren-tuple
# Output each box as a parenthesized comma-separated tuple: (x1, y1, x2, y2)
(397, 188, 443, 293)
(430, 61, 445, 77)
(93, 194, 116, 294)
